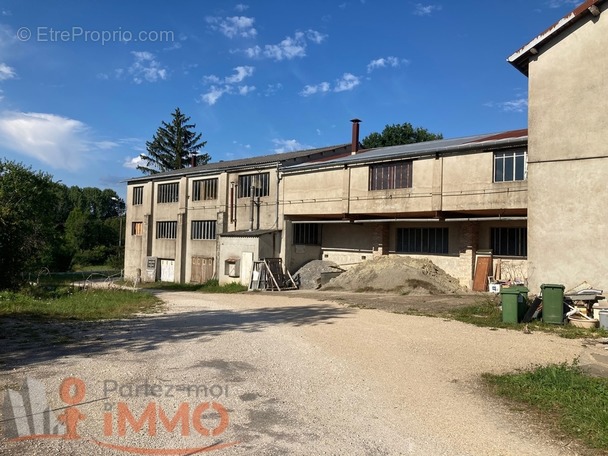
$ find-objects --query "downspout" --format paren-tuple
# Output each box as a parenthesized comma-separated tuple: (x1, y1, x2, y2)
(275, 164, 281, 229)
(249, 183, 255, 231)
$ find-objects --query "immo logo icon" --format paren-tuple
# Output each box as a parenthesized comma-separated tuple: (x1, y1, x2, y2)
(2, 376, 239, 454)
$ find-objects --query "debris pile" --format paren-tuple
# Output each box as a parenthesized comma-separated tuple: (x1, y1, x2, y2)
(321, 256, 463, 295)
(293, 260, 344, 290)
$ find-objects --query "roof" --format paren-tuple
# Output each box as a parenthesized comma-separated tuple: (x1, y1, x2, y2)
(127, 143, 350, 183)
(283, 129, 528, 173)
(508, 0, 606, 75)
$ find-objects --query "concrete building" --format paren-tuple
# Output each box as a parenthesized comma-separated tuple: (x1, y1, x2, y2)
(124, 124, 529, 288)
(281, 129, 528, 288)
(124, 144, 350, 285)
(508, 0, 608, 292)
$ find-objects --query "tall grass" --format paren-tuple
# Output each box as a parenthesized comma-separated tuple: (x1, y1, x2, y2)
(0, 289, 161, 320)
(483, 362, 608, 450)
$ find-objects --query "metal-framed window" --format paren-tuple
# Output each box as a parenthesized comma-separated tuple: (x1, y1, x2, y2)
(494, 150, 527, 182)
(396, 227, 449, 254)
(369, 161, 413, 190)
(193, 178, 218, 201)
(491, 227, 527, 257)
(238, 173, 270, 198)
(191, 220, 216, 240)
(156, 221, 177, 239)
(133, 186, 144, 205)
(293, 223, 320, 245)
(157, 183, 179, 203)
(131, 221, 143, 236)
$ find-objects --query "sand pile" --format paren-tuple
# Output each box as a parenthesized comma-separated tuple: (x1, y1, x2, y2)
(322, 256, 462, 295)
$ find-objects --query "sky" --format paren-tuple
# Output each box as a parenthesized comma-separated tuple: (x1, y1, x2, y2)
(0, 0, 584, 198)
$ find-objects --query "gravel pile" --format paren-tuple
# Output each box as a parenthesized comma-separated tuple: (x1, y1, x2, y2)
(322, 255, 463, 294)
(293, 260, 345, 289)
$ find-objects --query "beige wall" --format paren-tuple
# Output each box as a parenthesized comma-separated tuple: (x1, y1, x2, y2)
(527, 4, 608, 293)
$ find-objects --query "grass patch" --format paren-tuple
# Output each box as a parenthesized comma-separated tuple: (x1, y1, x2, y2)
(440, 300, 608, 339)
(483, 362, 608, 451)
(0, 289, 162, 321)
(136, 279, 247, 294)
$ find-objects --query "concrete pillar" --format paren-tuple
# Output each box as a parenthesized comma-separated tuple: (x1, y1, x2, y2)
(459, 222, 479, 287)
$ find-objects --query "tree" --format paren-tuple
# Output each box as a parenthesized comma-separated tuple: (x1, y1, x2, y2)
(137, 108, 209, 175)
(360, 122, 443, 149)
(0, 160, 59, 288)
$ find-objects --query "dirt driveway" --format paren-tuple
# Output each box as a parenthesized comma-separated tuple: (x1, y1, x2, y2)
(0, 291, 601, 455)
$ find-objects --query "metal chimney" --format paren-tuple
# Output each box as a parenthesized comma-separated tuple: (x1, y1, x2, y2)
(351, 118, 361, 155)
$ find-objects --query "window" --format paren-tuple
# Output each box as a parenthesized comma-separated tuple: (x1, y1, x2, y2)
(157, 183, 179, 203)
(193, 178, 218, 201)
(238, 173, 270, 198)
(396, 227, 449, 254)
(133, 186, 143, 205)
(369, 161, 413, 190)
(191, 220, 216, 240)
(156, 221, 177, 239)
(293, 223, 320, 245)
(132, 222, 143, 236)
(491, 227, 527, 257)
(494, 150, 527, 182)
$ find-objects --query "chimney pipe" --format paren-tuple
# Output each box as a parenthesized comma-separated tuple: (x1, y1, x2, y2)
(351, 118, 361, 155)
(190, 152, 198, 167)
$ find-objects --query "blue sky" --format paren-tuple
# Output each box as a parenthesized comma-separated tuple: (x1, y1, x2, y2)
(0, 0, 582, 198)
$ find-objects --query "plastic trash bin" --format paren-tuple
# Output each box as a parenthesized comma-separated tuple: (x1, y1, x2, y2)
(541, 283, 566, 324)
(501, 286, 529, 323)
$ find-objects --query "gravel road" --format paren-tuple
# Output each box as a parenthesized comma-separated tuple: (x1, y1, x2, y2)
(0, 291, 599, 455)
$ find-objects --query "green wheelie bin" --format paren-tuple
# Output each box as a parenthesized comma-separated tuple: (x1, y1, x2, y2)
(500, 286, 530, 323)
(541, 283, 565, 324)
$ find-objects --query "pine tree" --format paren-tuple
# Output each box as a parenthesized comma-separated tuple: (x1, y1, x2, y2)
(137, 108, 210, 175)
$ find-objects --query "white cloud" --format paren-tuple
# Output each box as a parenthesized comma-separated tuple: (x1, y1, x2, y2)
(238, 85, 256, 95)
(300, 73, 360, 96)
(225, 65, 254, 83)
(128, 51, 168, 84)
(413, 3, 443, 16)
(201, 66, 255, 105)
(272, 139, 313, 153)
(0, 112, 97, 170)
(306, 29, 327, 44)
(242, 29, 326, 61)
(0, 63, 16, 80)
(207, 16, 257, 39)
(485, 98, 528, 113)
(300, 81, 330, 97)
(2, 10, 11, 16)
(334, 73, 360, 92)
(366, 56, 408, 73)
(264, 83, 283, 96)
(235, 4, 249, 12)
(124, 155, 146, 169)
(201, 86, 231, 105)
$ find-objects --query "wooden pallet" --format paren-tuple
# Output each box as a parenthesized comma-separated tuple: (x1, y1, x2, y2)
(249, 258, 298, 291)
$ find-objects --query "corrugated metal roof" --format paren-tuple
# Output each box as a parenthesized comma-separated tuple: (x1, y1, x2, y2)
(283, 129, 528, 173)
(508, 0, 605, 75)
(127, 143, 350, 183)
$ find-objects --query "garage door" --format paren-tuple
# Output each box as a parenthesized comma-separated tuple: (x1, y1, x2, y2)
(191, 257, 214, 284)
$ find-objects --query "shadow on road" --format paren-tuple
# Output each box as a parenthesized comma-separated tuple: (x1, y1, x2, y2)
(0, 301, 353, 369)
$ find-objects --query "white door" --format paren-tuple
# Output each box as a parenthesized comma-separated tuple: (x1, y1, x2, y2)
(241, 252, 254, 286)
(160, 259, 175, 282)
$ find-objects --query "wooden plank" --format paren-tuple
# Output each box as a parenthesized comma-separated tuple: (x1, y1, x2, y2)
(473, 256, 493, 292)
